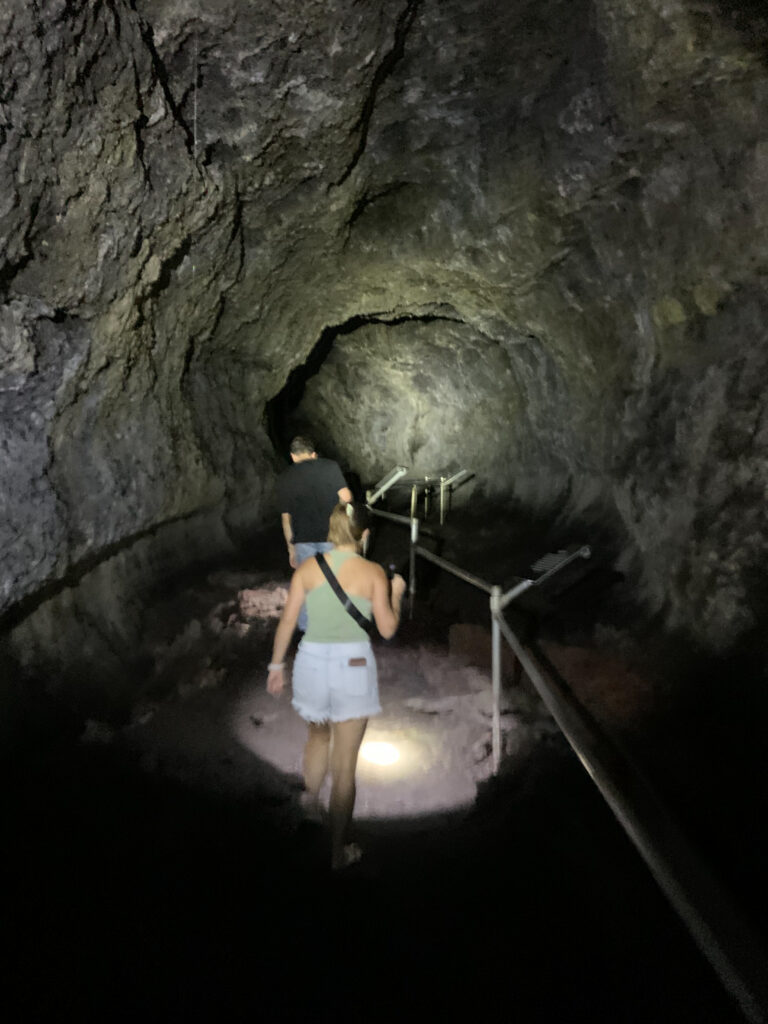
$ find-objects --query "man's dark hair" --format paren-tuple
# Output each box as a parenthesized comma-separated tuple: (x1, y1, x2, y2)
(289, 435, 316, 456)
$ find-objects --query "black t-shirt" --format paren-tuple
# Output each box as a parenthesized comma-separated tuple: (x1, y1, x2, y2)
(277, 457, 348, 543)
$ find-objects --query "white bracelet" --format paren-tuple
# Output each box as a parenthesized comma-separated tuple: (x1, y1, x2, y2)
(268, 662, 285, 671)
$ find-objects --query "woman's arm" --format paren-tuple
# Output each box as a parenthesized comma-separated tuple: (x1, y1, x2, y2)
(370, 563, 406, 640)
(267, 567, 306, 695)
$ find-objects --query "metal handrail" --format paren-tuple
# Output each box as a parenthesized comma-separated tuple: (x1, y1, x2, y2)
(439, 470, 473, 524)
(361, 506, 768, 1022)
(370, 467, 472, 523)
(367, 507, 412, 527)
(368, 506, 585, 756)
(497, 620, 768, 1024)
(414, 544, 494, 595)
(366, 465, 408, 506)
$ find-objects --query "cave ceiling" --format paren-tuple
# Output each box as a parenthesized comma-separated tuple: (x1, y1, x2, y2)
(2, 0, 768, 657)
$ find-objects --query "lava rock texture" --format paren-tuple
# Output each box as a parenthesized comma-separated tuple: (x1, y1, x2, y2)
(2, 0, 768, 687)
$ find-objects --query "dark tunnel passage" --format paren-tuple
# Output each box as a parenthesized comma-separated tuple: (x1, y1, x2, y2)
(4, 0, 768, 1019)
(265, 318, 365, 461)
(264, 309, 462, 471)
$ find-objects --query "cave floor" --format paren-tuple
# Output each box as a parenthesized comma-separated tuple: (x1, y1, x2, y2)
(5, 525, 765, 1023)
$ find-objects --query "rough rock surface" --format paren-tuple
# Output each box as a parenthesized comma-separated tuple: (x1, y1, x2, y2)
(295, 0, 768, 647)
(2, 0, 768, 690)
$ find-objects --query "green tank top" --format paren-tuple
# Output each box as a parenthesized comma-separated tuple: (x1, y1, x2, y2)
(304, 550, 373, 642)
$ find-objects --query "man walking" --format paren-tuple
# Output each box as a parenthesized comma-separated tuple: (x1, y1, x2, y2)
(277, 436, 353, 629)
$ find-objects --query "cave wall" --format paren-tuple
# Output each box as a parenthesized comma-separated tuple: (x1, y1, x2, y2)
(296, 0, 768, 645)
(1, 1, 242, 663)
(1, 0, 768, 689)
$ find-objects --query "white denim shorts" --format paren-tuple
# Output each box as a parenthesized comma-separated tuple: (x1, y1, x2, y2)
(291, 640, 380, 724)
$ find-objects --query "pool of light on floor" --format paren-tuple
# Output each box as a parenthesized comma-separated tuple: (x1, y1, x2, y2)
(360, 741, 400, 766)
(232, 688, 480, 818)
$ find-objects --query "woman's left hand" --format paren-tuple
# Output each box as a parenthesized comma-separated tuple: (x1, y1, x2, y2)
(267, 666, 285, 696)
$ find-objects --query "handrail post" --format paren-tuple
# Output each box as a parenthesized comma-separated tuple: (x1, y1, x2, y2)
(365, 465, 408, 507)
(490, 585, 502, 773)
(409, 516, 419, 619)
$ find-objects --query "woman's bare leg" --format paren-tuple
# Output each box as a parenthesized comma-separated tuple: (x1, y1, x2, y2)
(329, 717, 368, 868)
(303, 722, 331, 809)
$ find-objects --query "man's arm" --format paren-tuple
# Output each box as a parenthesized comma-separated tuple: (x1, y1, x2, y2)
(281, 512, 297, 568)
(326, 458, 352, 506)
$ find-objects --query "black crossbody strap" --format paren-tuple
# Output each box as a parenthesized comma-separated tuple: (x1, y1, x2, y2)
(315, 554, 373, 634)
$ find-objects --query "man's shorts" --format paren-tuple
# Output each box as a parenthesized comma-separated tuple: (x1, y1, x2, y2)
(291, 640, 381, 723)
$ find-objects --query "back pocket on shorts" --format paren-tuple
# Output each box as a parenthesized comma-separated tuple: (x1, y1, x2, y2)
(338, 660, 369, 696)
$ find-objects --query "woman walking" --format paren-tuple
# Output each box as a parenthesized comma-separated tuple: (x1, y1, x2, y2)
(267, 502, 406, 869)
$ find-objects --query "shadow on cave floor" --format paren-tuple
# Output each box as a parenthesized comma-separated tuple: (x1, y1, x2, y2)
(4, 729, 747, 1024)
(3, 517, 765, 1023)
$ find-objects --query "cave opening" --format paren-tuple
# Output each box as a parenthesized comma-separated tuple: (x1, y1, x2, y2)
(265, 317, 366, 460)
(264, 308, 463, 478)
